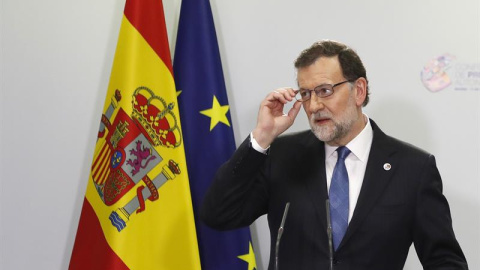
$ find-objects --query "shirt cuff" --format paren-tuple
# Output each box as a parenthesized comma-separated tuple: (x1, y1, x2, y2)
(250, 132, 270, 154)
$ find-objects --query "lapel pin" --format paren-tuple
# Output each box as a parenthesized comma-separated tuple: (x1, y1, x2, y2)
(383, 163, 392, 171)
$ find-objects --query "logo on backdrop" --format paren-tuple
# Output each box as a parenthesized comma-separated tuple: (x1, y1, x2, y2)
(421, 54, 480, 92)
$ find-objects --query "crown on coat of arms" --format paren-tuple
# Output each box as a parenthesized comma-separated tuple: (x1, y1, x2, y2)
(131, 86, 181, 148)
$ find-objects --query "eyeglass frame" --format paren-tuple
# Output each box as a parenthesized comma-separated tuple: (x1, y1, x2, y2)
(294, 79, 357, 102)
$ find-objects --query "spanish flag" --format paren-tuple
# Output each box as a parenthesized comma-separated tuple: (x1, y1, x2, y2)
(69, 0, 201, 269)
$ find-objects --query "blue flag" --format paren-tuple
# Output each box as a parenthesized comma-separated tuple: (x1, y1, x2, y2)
(173, 0, 256, 270)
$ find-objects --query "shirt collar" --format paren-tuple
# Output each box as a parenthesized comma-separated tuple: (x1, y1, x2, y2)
(325, 114, 373, 162)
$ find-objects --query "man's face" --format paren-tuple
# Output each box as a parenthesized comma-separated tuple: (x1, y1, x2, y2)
(297, 56, 364, 146)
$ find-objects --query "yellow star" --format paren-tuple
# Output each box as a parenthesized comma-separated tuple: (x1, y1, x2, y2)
(237, 242, 257, 270)
(200, 95, 231, 131)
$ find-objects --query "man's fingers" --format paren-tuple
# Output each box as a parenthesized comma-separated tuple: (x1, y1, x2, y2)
(269, 88, 296, 104)
(287, 98, 303, 119)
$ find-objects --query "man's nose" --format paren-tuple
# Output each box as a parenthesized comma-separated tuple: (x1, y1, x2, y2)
(307, 94, 325, 113)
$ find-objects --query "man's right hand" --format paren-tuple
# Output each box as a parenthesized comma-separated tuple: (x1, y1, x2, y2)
(252, 88, 302, 148)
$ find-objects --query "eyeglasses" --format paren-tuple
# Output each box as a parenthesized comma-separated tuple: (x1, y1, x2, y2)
(294, 80, 354, 102)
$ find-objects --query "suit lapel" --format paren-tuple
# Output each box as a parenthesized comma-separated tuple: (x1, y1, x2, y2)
(302, 134, 330, 233)
(338, 120, 398, 250)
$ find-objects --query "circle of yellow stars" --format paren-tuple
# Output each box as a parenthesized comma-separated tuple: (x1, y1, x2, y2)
(200, 95, 231, 131)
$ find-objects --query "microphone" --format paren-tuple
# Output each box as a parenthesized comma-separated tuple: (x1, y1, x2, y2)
(275, 202, 290, 270)
(326, 199, 334, 270)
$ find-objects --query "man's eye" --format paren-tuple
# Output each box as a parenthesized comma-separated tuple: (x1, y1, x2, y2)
(317, 87, 332, 96)
(300, 91, 309, 97)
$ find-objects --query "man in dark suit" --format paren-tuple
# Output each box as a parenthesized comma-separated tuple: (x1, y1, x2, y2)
(201, 40, 468, 269)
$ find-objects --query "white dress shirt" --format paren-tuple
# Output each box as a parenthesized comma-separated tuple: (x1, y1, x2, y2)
(325, 116, 373, 223)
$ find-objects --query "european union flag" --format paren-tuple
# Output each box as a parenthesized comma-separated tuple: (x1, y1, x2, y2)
(173, 0, 256, 270)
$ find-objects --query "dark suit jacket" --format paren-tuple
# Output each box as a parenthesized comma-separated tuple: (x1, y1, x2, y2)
(201, 120, 467, 270)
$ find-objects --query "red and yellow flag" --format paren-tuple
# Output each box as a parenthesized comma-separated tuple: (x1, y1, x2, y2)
(69, 0, 201, 269)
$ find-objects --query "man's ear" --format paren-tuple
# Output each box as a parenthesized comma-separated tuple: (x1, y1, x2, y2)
(354, 77, 367, 106)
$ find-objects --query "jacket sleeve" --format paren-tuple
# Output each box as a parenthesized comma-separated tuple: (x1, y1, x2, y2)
(413, 155, 468, 269)
(200, 136, 271, 230)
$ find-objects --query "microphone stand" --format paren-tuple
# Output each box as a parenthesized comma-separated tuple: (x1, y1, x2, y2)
(274, 202, 290, 270)
(326, 199, 334, 270)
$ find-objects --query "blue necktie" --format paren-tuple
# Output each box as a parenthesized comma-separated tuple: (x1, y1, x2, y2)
(329, 146, 351, 251)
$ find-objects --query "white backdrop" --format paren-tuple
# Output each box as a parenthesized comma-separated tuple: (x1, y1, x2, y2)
(1, 0, 479, 269)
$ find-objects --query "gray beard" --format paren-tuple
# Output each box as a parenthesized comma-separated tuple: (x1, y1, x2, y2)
(308, 99, 358, 143)
(310, 119, 352, 143)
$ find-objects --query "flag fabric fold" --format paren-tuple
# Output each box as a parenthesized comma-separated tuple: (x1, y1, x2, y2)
(174, 0, 257, 270)
(69, 0, 201, 269)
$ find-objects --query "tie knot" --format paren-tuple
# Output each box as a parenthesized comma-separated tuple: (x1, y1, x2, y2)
(337, 146, 351, 160)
